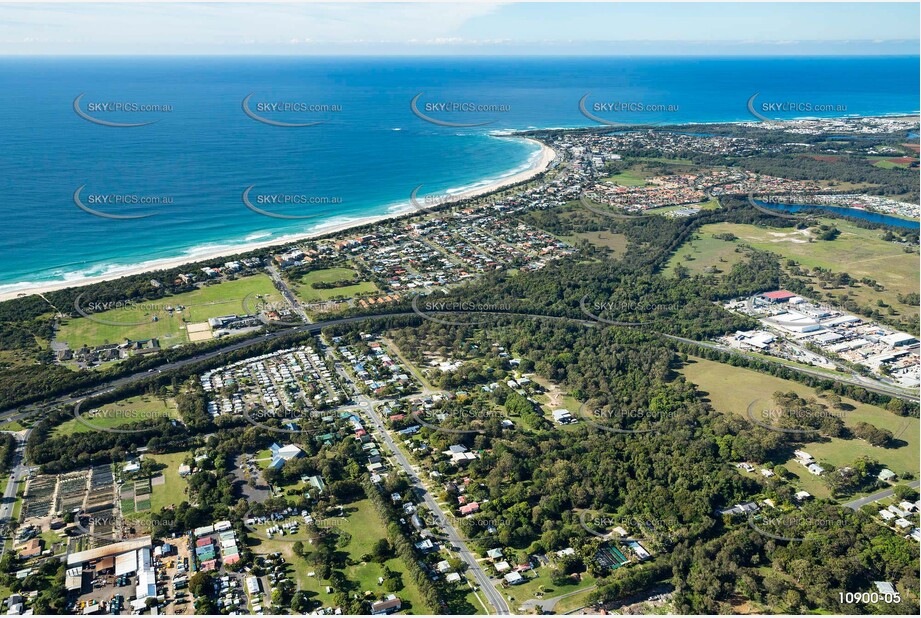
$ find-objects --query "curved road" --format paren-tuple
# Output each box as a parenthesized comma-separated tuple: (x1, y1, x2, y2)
(3, 310, 915, 425)
(0, 307, 914, 606)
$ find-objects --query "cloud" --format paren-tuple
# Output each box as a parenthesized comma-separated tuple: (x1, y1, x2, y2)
(0, 2, 502, 52)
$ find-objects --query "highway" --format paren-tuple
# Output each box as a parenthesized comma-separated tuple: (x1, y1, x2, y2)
(3, 309, 915, 426)
(0, 304, 914, 604)
(661, 332, 919, 403)
(0, 314, 398, 422)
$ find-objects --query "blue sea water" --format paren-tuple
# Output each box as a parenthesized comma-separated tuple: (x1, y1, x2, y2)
(0, 56, 917, 293)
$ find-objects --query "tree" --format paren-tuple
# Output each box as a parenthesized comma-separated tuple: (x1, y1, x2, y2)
(292, 540, 306, 558)
(371, 538, 392, 563)
(189, 571, 214, 598)
(893, 484, 919, 502)
(291, 591, 314, 613)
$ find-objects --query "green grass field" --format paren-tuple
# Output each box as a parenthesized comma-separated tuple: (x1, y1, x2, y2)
(872, 160, 906, 169)
(143, 450, 192, 513)
(552, 586, 598, 614)
(461, 586, 489, 615)
(663, 229, 747, 276)
(602, 168, 650, 186)
(52, 395, 178, 436)
(865, 156, 915, 170)
(681, 357, 920, 497)
(601, 158, 700, 187)
(503, 566, 596, 607)
(121, 497, 135, 515)
(564, 231, 629, 258)
(250, 499, 433, 614)
(664, 220, 919, 321)
(56, 274, 281, 349)
(292, 267, 379, 302)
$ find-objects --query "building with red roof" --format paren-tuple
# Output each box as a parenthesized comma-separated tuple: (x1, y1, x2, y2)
(199, 559, 217, 571)
(762, 290, 796, 302)
(459, 502, 480, 516)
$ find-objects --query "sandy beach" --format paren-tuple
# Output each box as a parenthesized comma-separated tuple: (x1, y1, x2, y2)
(0, 137, 556, 302)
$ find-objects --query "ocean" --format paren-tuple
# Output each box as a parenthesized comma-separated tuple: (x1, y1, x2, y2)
(0, 56, 917, 294)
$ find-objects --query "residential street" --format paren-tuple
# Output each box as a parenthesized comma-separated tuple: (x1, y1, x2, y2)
(844, 480, 920, 510)
(325, 343, 512, 615)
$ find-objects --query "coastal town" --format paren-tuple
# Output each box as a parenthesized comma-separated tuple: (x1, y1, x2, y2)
(41, 116, 920, 373)
(1, 115, 919, 617)
(1, 2, 920, 616)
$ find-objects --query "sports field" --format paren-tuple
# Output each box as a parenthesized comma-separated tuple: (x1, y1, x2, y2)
(602, 168, 650, 186)
(56, 274, 281, 349)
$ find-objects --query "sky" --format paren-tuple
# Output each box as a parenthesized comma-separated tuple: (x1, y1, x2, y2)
(0, 2, 918, 56)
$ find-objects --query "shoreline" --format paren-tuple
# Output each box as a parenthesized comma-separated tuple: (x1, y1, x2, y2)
(0, 137, 556, 302)
(0, 110, 916, 303)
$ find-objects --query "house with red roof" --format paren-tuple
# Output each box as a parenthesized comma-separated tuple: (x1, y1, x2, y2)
(459, 502, 480, 516)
